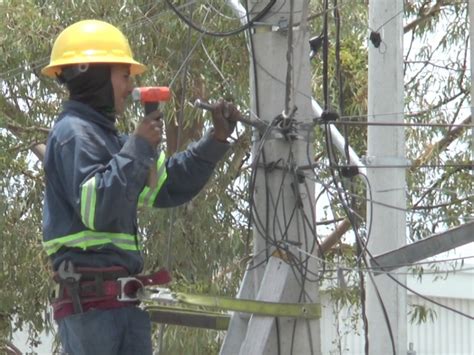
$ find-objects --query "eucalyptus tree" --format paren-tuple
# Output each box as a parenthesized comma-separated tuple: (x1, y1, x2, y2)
(0, 0, 471, 353)
(1, 1, 250, 352)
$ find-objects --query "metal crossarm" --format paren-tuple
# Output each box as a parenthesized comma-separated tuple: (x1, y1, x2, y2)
(371, 221, 474, 274)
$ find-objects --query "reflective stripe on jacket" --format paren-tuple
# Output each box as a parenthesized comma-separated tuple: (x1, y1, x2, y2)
(43, 100, 230, 274)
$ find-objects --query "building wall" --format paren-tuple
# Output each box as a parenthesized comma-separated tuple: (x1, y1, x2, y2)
(320, 269, 474, 355)
(407, 296, 473, 355)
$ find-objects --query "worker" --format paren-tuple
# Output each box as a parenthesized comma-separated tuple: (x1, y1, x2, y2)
(41, 19, 241, 355)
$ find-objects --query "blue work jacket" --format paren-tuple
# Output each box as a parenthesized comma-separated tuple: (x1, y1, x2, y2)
(42, 100, 229, 274)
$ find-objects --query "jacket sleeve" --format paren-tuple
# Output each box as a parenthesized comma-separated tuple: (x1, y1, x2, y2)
(141, 130, 231, 208)
(55, 130, 156, 232)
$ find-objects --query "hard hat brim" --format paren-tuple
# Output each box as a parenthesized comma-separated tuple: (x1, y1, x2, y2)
(41, 58, 146, 78)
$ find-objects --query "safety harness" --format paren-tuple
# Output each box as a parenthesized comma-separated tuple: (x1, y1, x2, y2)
(52, 260, 171, 320)
(52, 260, 321, 323)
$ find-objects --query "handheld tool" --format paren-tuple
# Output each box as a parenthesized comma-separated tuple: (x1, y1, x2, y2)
(194, 99, 269, 132)
(132, 87, 171, 115)
(58, 260, 83, 313)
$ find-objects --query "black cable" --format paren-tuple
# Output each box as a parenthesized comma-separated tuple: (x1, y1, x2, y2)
(338, 160, 469, 350)
(365, 241, 474, 320)
(322, 0, 330, 110)
(310, 0, 473, 331)
(276, 317, 282, 355)
(325, 129, 376, 354)
(246, 123, 282, 272)
(356, 228, 369, 355)
(164, 0, 276, 37)
(355, 175, 474, 320)
(244, 0, 262, 258)
(265, 144, 323, 283)
(333, 0, 351, 167)
(359, 173, 373, 250)
(324, 123, 397, 355)
(284, 0, 295, 119)
(334, 0, 343, 117)
(304, 129, 327, 259)
(246, 0, 279, 266)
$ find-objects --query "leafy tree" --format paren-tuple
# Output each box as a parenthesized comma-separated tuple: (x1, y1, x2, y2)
(0, 0, 471, 353)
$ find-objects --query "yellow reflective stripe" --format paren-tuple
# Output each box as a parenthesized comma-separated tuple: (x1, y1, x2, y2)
(138, 151, 168, 208)
(42, 231, 138, 256)
(146, 158, 167, 207)
(80, 176, 97, 230)
(139, 186, 154, 207)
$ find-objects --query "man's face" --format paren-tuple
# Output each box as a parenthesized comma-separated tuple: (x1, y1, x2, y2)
(110, 64, 133, 115)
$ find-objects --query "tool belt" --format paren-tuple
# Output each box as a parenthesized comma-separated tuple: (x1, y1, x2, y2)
(51, 263, 171, 320)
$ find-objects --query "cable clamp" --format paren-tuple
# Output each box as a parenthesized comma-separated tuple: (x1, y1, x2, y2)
(252, 20, 298, 34)
(319, 110, 340, 123)
(362, 155, 410, 167)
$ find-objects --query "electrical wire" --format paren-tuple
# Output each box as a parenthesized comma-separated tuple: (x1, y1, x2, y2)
(157, 6, 200, 352)
(284, 0, 295, 119)
(289, 244, 474, 274)
(163, 0, 276, 37)
(319, 136, 474, 322)
(326, 126, 384, 355)
(319, 11, 396, 346)
(325, 120, 474, 128)
(4, 0, 472, 342)
(322, 0, 330, 111)
(160, 0, 472, 348)
(241, 0, 474, 354)
(168, 9, 211, 88)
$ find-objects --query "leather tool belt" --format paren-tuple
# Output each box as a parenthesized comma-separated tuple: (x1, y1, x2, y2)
(51, 263, 171, 320)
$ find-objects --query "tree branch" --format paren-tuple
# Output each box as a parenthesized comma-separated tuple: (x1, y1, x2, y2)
(412, 196, 472, 210)
(320, 218, 351, 254)
(410, 115, 472, 171)
(403, 0, 460, 34)
(0, 95, 48, 162)
(412, 167, 465, 209)
(5, 122, 50, 134)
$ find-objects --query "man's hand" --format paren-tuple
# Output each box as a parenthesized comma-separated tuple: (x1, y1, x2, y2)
(134, 110, 163, 148)
(210, 98, 242, 142)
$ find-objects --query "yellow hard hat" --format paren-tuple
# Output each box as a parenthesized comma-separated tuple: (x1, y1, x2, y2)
(41, 19, 146, 77)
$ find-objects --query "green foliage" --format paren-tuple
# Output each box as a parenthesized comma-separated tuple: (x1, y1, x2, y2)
(408, 304, 437, 325)
(0, 0, 472, 353)
(1, 0, 251, 352)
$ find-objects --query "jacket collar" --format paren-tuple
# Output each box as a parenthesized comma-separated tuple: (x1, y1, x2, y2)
(60, 100, 117, 133)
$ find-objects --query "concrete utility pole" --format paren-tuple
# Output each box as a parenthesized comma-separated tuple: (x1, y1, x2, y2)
(470, 0, 474, 183)
(367, 1, 407, 354)
(221, 0, 320, 354)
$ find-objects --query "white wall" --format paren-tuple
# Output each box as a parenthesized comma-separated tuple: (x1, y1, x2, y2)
(321, 268, 474, 355)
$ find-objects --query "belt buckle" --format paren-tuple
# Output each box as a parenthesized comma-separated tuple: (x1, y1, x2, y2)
(117, 277, 144, 302)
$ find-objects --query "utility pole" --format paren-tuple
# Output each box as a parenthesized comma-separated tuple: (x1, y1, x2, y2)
(470, 0, 474, 184)
(367, 1, 407, 354)
(221, 0, 321, 354)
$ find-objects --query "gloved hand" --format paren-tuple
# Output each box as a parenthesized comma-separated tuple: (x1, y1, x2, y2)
(210, 98, 242, 142)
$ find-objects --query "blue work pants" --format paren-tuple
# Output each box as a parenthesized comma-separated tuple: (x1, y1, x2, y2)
(58, 306, 152, 355)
